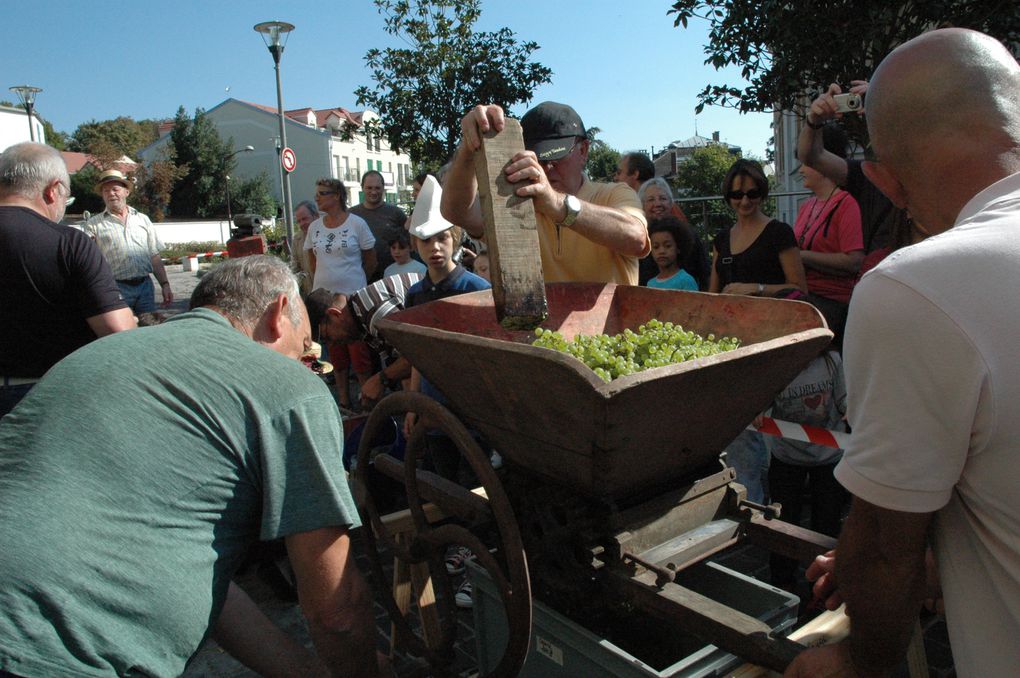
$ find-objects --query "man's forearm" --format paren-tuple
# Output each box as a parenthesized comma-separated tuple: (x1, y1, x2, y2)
(304, 567, 378, 678)
(150, 255, 170, 286)
(568, 203, 649, 257)
(440, 147, 485, 237)
(836, 498, 931, 676)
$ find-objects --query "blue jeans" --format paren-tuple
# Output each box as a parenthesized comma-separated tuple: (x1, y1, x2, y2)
(0, 383, 34, 418)
(725, 430, 769, 504)
(117, 277, 156, 314)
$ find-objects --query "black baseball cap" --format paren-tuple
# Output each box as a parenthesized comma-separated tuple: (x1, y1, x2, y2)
(521, 101, 587, 162)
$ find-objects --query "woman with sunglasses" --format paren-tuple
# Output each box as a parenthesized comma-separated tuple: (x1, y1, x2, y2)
(708, 159, 807, 296)
(305, 178, 377, 410)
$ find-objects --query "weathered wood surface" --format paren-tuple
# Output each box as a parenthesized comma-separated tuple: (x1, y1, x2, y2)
(473, 118, 547, 329)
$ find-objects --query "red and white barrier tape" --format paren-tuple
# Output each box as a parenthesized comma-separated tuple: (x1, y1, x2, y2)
(749, 416, 851, 450)
(163, 251, 229, 264)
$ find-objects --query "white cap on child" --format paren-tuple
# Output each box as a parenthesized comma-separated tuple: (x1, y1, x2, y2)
(408, 175, 454, 239)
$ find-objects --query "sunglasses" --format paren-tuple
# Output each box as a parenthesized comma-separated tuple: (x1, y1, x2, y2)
(726, 189, 763, 201)
(316, 190, 337, 197)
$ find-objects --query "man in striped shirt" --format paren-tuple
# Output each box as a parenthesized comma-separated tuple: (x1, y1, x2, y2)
(306, 271, 421, 404)
(83, 169, 173, 313)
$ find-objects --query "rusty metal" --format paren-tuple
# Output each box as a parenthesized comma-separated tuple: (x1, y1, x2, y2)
(376, 282, 832, 499)
(351, 391, 532, 678)
(361, 286, 839, 673)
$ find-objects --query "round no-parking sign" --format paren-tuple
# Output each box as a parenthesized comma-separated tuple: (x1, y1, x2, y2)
(281, 147, 297, 173)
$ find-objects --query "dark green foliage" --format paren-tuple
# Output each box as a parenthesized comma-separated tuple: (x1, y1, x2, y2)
(166, 107, 233, 218)
(355, 0, 553, 167)
(230, 171, 279, 219)
(669, 0, 1020, 119)
(67, 116, 160, 158)
(68, 165, 105, 215)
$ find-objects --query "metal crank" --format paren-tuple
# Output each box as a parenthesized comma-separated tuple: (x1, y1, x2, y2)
(351, 391, 532, 678)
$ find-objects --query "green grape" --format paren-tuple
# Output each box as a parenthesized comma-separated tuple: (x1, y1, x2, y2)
(532, 322, 740, 382)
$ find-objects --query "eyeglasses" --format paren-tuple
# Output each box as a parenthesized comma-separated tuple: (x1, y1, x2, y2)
(726, 188, 763, 201)
(316, 190, 337, 197)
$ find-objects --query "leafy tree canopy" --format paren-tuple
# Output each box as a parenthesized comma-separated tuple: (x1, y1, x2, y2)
(672, 144, 740, 198)
(167, 107, 234, 218)
(669, 1, 1020, 116)
(584, 127, 620, 183)
(231, 171, 279, 220)
(67, 116, 160, 159)
(355, 0, 553, 167)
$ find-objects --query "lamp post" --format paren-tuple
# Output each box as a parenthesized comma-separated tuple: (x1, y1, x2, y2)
(9, 85, 42, 142)
(223, 145, 255, 237)
(254, 21, 296, 250)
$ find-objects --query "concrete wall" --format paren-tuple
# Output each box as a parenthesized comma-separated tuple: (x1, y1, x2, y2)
(0, 105, 46, 152)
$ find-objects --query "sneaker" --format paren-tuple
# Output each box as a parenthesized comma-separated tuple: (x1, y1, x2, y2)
(455, 578, 473, 609)
(445, 546, 475, 576)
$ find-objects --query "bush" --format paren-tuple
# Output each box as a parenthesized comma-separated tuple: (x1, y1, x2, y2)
(161, 240, 226, 261)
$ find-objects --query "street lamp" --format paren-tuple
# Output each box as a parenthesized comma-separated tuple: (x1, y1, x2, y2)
(224, 145, 255, 236)
(9, 85, 42, 142)
(253, 21, 296, 250)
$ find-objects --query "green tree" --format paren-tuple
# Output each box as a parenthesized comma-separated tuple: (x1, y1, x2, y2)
(40, 118, 69, 150)
(68, 116, 160, 158)
(68, 165, 105, 215)
(584, 128, 620, 182)
(669, 1, 1019, 135)
(131, 145, 187, 222)
(355, 0, 553, 167)
(230, 171, 279, 219)
(671, 144, 746, 239)
(166, 107, 234, 218)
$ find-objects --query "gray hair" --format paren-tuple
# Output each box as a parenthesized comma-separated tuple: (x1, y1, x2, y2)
(637, 177, 674, 203)
(295, 200, 319, 218)
(190, 255, 302, 329)
(0, 142, 70, 199)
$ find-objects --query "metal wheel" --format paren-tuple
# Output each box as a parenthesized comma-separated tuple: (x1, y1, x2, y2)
(352, 391, 531, 678)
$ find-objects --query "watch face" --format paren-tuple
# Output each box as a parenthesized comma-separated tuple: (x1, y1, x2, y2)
(566, 195, 581, 213)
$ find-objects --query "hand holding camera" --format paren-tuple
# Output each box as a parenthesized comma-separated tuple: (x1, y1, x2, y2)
(833, 92, 863, 113)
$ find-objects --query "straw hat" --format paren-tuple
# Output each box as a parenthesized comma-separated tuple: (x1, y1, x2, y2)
(94, 169, 133, 193)
(408, 175, 453, 239)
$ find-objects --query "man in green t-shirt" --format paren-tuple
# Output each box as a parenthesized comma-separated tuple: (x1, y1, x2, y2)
(0, 256, 381, 677)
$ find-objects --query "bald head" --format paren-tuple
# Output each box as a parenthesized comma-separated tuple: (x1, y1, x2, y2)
(865, 28, 1020, 231)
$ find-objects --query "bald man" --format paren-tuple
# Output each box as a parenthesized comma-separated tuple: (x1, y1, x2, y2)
(786, 29, 1020, 677)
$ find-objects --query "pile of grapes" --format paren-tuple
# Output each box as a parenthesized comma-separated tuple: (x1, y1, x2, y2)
(532, 318, 740, 382)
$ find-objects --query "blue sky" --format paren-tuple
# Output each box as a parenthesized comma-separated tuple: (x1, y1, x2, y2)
(6, 1, 774, 160)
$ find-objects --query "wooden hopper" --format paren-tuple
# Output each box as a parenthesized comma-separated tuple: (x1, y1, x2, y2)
(377, 283, 831, 500)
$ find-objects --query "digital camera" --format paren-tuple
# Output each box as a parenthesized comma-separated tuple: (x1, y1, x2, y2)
(834, 92, 863, 113)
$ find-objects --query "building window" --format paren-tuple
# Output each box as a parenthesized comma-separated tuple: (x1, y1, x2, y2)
(355, 157, 361, 180)
(375, 136, 381, 152)
(334, 155, 342, 179)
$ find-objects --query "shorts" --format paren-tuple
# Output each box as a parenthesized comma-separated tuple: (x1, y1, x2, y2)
(328, 340, 373, 374)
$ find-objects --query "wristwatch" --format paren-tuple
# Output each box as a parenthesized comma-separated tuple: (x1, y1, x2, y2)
(558, 194, 582, 227)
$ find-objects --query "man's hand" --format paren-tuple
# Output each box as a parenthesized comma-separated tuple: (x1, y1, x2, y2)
(806, 549, 844, 610)
(459, 104, 506, 154)
(785, 640, 860, 678)
(721, 282, 761, 296)
(360, 372, 384, 403)
(806, 83, 844, 127)
(503, 151, 566, 221)
(160, 283, 174, 306)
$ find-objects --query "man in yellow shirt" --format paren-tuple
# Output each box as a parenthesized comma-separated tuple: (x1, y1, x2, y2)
(442, 101, 649, 284)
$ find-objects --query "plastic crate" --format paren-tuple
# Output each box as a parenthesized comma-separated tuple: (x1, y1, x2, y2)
(469, 559, 798, 677)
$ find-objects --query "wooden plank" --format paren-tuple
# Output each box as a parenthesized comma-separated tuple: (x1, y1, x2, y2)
(473, 118, 547, 329)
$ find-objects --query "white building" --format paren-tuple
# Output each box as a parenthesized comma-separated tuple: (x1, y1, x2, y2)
(137, 98, 413, 212)
(0, 103, 46, 152)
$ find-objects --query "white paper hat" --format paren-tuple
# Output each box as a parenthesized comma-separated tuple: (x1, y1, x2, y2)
(408, 175, 454, 239)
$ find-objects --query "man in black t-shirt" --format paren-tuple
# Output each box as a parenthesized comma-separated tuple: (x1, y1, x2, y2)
(349, 170, 408, 281)
(0, 143, 135, 415)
